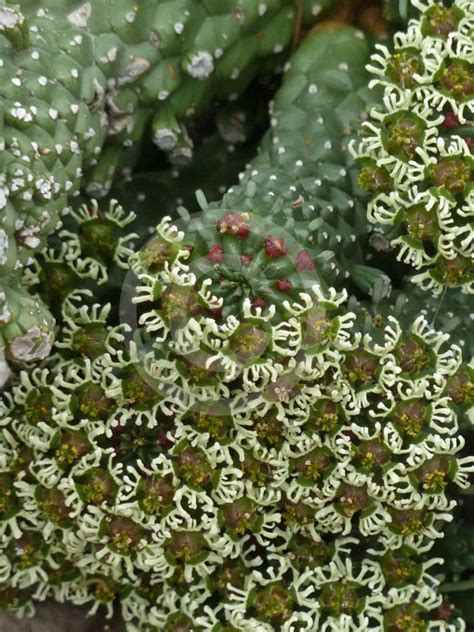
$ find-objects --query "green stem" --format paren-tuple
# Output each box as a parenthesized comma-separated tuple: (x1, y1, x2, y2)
(441, 579, 474, 593)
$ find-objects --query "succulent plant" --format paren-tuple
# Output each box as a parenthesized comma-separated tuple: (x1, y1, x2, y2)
(0, 1, 473, 630)
(353, 0, 474, 295)
(0, 213, 471, 628)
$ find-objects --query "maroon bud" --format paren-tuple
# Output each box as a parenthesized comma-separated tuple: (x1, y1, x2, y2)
(207, 306, 222, 319)
(443, 110, 459, 129)
(436, 602, 455, 622)
(217, 213, 250, 239)
(264, 235, 288, 258)
(276, 277, 291, 292)
(207, 244, 224, 263)
(157, 430, 173, 448)
(296, 249, 316, 271)
(254, 298, 267, 309)
(241, 254, 252, 266)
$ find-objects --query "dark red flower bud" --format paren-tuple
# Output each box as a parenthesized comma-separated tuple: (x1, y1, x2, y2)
(264, 235, 287, 258)
(207, 306, 222, 319)
(443, 110, 459, 129)
(217, 213, 250, 239)
(157, 431, 173, 448)
(296, 249, 316, 271)
(254, 298, 267, 309)
(276, 277, 291, 292)
(436, 602, 455, 622)
(207, 244, 224, 263)
(241, 254, 252, 266)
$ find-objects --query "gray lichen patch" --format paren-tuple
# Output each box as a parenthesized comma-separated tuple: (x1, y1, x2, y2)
(67, 2, 91, 27)
(9, 325, 53, 362)
(185, 51, 214, 79)
(0, 6, 26, 29)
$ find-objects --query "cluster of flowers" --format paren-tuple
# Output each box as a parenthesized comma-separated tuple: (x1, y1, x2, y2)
(0, 198, 136, 388)
(353, 0, 474, 294)
(0, 213, 472, 630)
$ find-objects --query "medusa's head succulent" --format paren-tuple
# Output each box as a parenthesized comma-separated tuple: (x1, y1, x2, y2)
(353, 0, 474, 295)
(0, 208, 471, 629)
(0, 13, 472, 631)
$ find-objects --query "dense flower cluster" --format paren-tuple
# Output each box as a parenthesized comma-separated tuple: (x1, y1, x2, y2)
(0, 214, 472, 630)
(353, 0, 474, 294)
(0, 5, 473, 630)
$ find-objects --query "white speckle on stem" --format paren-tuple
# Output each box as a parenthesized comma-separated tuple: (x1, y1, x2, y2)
(67, 2, 91, 27)
(10, 106, 32, 122)
(0, 7, 25, 28)
(0, 230, 8, 265)
(118, 57, 151, 85)
(154, 129, 178, 151)
(186, 51, 214, 79)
